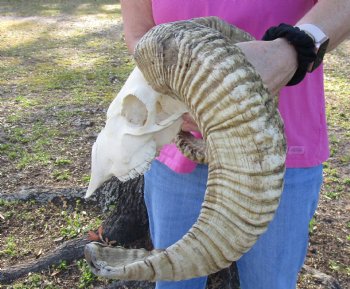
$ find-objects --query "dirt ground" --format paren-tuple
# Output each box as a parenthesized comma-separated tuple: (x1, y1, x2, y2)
(0, 1, 349, 288)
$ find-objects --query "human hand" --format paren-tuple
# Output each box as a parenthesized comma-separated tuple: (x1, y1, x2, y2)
(180, 38, 298, 132)
(236, 38, 298, 95)
(181, 113, 199, 132)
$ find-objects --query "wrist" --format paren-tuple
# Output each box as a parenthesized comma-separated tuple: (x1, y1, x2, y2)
(296, 24, 329, 72)
(262, 23, 317, 86)
(273, 38, 298, 73)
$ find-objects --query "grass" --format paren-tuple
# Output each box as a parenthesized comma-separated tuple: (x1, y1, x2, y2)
(1, 122, 59, 169)
(11, 273, 48, 289)
(320, 45, 350, 205)
(0, 236, 17, 257)
(77, 259, 98, 288)
(0, 197, 103, 259)
(0, 0, 121, 17)
(329, 260, 350, 277)
(0, 0, 133, 191)
(308, 217, 317, 234)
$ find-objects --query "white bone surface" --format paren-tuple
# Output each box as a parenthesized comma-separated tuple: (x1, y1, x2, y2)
(86, 67, 188, 197)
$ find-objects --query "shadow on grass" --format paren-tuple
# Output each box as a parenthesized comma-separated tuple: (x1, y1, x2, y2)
(0, 22, 131, 101)
(0, 0, 120, 17)
(0, 0, 131, 106)
(0, 0, 133, 172)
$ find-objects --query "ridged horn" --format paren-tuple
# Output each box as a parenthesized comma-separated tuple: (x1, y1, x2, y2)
(85, 17, 286, 281)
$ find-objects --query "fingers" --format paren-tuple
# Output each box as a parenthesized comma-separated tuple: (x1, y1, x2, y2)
(181, 113, 199, 132)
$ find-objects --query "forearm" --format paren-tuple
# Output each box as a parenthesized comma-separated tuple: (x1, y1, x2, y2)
(246, 0, 350, 93)
(297, 0, 350, 51)
(120, 0, 155, 54)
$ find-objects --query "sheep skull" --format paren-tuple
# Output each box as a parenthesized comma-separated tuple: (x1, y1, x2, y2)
(86, 67, 187, 197)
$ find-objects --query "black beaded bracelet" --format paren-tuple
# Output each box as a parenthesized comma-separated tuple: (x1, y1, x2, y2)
(262, 23, 317, 86)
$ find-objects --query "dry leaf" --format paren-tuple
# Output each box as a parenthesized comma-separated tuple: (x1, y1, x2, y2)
(53, 236, 64, 243)
(36, 248, 43, 258)
(87, 230, 100, 241)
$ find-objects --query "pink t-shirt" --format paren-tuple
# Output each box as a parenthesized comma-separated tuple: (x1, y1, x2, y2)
(152, 0, 329, 171)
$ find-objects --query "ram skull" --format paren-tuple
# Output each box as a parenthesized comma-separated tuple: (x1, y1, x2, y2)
(85, 17, 286, 282)
(86, 67, 188, 197)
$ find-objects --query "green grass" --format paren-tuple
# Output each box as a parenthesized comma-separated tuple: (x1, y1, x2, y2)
(53, 169, 71, 181)
(0, 236, 18, 257)
(329, 260, 350, 276)
(0, 2, 125, 287)
(54, 158, 72, 166)
(321, 48, 350, 204)
(12, 273, 49, 289)
(77, 259, 98, 288)
(325, 73, 350, 131)
(0, 0, 120, 18)
(0, 0, 133, 181)
(59, 200, 102, 239)
(1, 122, 58, 169)
(308, 217, 317, 234)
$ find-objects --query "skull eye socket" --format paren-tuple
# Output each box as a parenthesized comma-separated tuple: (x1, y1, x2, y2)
(121, 94, 148, 126)
(155, 100, 169, 124)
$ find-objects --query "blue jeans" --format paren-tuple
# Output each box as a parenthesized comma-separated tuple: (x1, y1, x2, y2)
(144, 160, 323, 289)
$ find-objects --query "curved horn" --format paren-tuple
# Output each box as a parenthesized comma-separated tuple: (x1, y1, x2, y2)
(174, 17, 254, 163)
(85, 17, 286, 281)
(190, 16, 254, 43)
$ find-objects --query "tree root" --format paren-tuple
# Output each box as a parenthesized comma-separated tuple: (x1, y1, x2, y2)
(0, 175, 243, 289)
(0, 177, 241, 288)
(1, 177, 343, 289)
(0, 237, 89, 284)
(0, 187, 91, 207)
